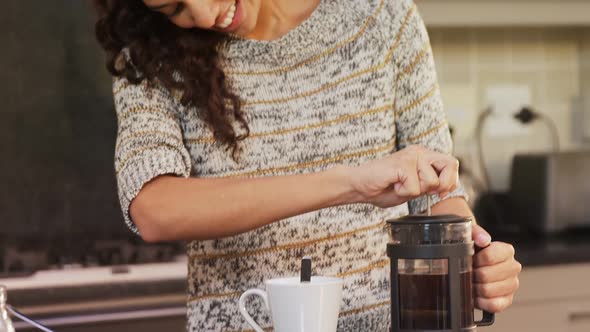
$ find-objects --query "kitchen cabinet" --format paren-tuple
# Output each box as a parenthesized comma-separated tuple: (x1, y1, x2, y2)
(415, 0, 590, 27)
(484, 263, 590, 332)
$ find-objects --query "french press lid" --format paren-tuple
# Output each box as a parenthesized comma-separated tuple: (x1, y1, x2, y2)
(386, 214, 471, 225)
(386, 214, 472, 246)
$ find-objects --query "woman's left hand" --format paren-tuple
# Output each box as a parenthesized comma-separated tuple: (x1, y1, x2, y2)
(472, 224, 522, 313)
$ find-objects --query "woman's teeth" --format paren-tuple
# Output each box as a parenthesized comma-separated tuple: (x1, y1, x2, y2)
(217, 2, 236, 29)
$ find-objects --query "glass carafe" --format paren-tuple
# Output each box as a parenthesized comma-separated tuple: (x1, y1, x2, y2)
(386, 215, 494, 332)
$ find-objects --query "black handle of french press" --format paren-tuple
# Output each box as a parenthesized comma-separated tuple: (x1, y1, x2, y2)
(475, 310, 495, 327)
(473, 242, 495, 327)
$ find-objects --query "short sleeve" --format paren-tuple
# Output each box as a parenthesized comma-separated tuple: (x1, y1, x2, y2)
(393, 2, 467, 214)
(112, 77, 192, 234)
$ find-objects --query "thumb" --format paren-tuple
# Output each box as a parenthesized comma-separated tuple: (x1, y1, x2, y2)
(472, 222, 492, 248)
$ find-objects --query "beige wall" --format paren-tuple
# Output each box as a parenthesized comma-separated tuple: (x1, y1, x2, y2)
(429, 27, 589, 190)
(582, 30, 590, 139)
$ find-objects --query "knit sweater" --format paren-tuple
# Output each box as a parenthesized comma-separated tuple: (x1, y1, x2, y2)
(112, 0, 466, 330)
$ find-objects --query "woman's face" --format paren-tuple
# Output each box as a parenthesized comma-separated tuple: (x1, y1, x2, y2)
(142, 0, 261, 37)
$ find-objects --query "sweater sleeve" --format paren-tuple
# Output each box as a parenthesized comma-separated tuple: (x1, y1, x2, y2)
(112, 77, 192, 234)
(393, 2, 467, 214)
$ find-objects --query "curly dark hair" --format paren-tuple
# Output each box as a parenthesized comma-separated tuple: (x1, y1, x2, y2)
(93, 0, 249, 160)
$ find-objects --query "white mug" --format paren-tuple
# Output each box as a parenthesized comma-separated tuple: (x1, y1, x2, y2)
(238, 276, 343, 332)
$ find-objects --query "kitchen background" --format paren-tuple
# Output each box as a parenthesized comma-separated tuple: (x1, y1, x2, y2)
(0, 0, 124, 238)
(1, 0, 589, 331)
(431, 27, 590, 191)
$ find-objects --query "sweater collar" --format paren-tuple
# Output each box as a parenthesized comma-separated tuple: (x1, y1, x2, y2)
(221, 0, 364, 69)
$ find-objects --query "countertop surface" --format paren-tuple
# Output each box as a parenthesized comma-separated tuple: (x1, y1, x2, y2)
(492, 227, 590, 267)
(5, 230, 590, 308)
(3, 225, 590, 310)
(473, 192, 590, 267)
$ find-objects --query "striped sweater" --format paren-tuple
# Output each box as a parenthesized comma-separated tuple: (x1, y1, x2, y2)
(112, 0, 466, 330)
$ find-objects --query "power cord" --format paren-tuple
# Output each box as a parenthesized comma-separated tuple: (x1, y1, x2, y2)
(475, 106, 560, 191)
(473, 105, 561, 232)
(513, 106, 560, 151)
(475, 107, 494, 190)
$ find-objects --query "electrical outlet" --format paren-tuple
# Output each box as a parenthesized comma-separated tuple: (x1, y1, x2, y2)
(485, 84, 532, 137)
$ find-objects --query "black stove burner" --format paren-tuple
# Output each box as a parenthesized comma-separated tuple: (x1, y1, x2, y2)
(0, 239, 185, 278)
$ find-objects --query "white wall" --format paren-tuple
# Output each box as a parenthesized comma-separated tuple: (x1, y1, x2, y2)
(429, 28, 589, 191)
(581, 30, 590, 140)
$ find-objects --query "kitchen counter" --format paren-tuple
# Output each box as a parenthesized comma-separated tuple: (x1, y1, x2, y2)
(474, 192, 590, 267)
(494, 228, 590, 267)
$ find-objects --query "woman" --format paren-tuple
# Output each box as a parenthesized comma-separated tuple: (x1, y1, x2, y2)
(93, 0, 521, 330)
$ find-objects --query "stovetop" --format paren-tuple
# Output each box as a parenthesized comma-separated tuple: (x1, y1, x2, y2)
(0, 259, 188, 317)
(1, 239, 184, 275)
(0, 259, 187, 290)
(0, 239, 188, 290)
(0, 240, 188, 308)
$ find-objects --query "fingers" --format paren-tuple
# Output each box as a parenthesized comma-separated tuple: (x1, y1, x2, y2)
(474, 257, 522, 283)
(472, 223, 492, 248)
(431, 156, 459, 197)
(475, 277, 520, 299)
(417, 157, 440, 194)
(474, 242, 516, 268)
(360, 145, 460, 207)
(476, 294, 514, 313)
(474, 241, 522, 313)
(393, 165, 421, 197)
(397, 145, 458, 197)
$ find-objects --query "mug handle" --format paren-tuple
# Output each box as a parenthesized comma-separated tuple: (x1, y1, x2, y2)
(238, 289, 270, 332)
(475, 310, 495, 326)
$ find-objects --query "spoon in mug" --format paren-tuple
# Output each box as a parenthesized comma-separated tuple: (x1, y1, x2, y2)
(300, 256, 312, 283)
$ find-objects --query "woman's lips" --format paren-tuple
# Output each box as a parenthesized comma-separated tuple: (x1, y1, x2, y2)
(216, 1, 236, 29)
(216, 0, 243, 32)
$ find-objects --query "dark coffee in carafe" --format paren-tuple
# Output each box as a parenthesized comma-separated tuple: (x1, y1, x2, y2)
(387, 214, 494, 331)
(398, 271, 474, 329)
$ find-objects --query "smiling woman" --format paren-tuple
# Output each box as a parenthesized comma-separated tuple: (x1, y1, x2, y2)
(142, 0, 252, 32)
(91, 0, 521, 331)
(94, 0, 246, 158)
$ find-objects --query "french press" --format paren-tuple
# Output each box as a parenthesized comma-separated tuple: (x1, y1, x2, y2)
(386, 214, 495, 332)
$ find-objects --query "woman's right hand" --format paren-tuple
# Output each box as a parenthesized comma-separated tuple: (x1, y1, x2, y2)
(345, 145, 459, 208)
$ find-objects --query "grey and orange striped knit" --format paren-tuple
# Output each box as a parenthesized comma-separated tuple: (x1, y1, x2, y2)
(113, 0, 466, 330)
